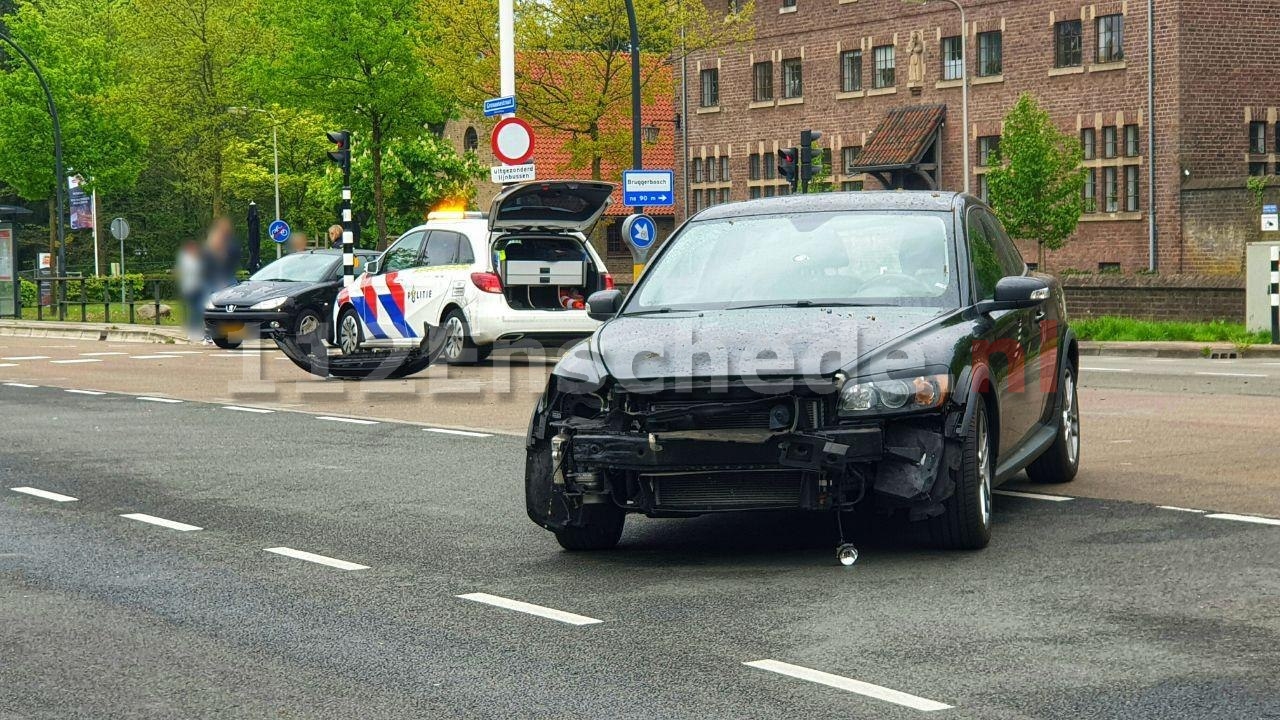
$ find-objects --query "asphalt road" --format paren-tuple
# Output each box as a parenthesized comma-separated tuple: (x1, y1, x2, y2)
(2, 341, 1280, 719)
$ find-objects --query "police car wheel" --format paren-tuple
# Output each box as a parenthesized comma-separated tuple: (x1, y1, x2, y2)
(337, 307, 363, 356)
(440, 308, 483, 365)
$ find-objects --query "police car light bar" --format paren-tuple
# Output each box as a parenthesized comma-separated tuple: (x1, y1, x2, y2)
(428, 210, 487, 220)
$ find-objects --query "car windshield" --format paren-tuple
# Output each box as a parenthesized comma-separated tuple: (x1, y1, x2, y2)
(249, 253, 337, 282)
(628, 211, 958, 313)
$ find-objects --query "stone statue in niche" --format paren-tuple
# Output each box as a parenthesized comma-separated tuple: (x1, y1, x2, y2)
(908, 30, 925, 87)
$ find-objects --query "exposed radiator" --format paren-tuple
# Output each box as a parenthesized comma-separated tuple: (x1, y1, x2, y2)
(648, 469, 806, 511)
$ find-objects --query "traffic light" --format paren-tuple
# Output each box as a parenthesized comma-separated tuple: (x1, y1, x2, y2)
(326, 130, 351, 176)
(799, 129, 824, 192)
(778, 147, 799, 191)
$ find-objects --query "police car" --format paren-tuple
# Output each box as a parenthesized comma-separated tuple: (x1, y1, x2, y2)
(332, 181, 616, 363)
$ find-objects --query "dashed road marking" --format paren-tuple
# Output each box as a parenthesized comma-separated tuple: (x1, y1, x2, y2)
(1205, 512, 1280, 527)
(137, 396, 183, 404)
(1082, 367, 1132, 373)
(1, 356, 51, 361)
(65, 389, 106, 396)
(81, 352, 127, 357)
(1158, 505, 1206, 513)
(425, 428, 493, 438)
(457, 592, 603, 626)
(223, 405, 274, 414)
(155, 351, 204, 355)
(0, 363, 16, 367)
(993, 490, 1073, 502)
(743, 660, 952, 712)
(1108, 439, 1134, 444)
(131, 355, 177, 360)
(264, 546, 369, 570)
(1194, 371, 1267, 379)
(121, 513, 202, 532)
(3, 382, 38, 388)
(10, 487, 77, 502)
(316, 416, 379, 425)
(51, 358, 102, 365)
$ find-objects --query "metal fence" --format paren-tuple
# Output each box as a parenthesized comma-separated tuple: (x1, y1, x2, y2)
(23, 276, 171, 325)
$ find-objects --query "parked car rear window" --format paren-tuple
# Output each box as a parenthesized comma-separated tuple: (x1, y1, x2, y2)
(631, 211, 958, 312)
(249, 253, 338, 282)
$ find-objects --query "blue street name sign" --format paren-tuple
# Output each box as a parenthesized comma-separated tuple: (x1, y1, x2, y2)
(268, 219, 291, 244)
(483, 95, 517, 117)
(622, 170, 675, 207)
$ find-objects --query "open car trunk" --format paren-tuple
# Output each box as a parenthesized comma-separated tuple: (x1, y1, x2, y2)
(494, 234, 605, 310)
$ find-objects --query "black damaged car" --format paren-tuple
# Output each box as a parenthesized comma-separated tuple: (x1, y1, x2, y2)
(525, 192, 1080, 561)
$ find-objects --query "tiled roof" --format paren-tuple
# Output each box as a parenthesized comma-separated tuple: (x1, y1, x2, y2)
(852, 104, 947, 170)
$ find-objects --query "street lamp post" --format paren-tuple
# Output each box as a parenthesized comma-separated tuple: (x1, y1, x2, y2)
(904, 0, 969, 195)
(0, 30, 68, 308)
(229, 107, 282, 257)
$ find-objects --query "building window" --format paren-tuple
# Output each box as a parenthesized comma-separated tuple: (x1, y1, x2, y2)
(782, 0, 795, 7)
(841, 180, 864, 192)
(752, 61, 773, 101)
(1097, 14, 1124, 63)
(764, 186, 776, 197)
(691, 158, 703, 183)
(941, 36, 963, 80)
(606, 221, 625, 255)
(749, 186, 761, 199)
(1250, 121, 1268, 154)
(782, 58, 803, 98)
(1249, 161, 1269, 177)
(1124, 165, 1139, 212)
(1083, 168, 1097, 213)
(840, 50, 863, 92)
(1081, 128, 1096, 160)
(1103, 166, 1118, 213)
(820, 147, 832, 178)
(699, 68, 719, 107)
(764, 154, 776, 180)
(748, 154, 761, 180)
(1102, 126, 1118, 159)
(873, 45, 895, 88)
(976, 174, 989, 203)
(1054, 20, 1083, 68)
(720, 156, 730, 180)
(1124, 125, 1140, 157)
(1098, 262, 1121, 273)
(720, 188, 731, 203)
(977, 136, 1000, 166)
(977, 31, 1002, 77)
(463, 126, 478, 152)
(841, 146, 861, 174)
(691, 189, 701, 211)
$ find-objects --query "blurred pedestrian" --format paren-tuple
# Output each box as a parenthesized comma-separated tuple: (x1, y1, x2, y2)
(328, 224, 344, 248)
(289, 231, 310, 254)
(177, 240, 205, 343)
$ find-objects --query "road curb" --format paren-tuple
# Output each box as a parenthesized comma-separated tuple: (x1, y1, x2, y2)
(1080, 340, 1280, 359)
(0, 319, 188, 345)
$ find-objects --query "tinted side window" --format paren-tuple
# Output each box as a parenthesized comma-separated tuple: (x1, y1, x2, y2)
(980, 211, 1027, 277)
(382, 232, 426, 273)
(455, 234, 476, 265)
(423, 231, 461, 267)
(967, 210, 1001, 301)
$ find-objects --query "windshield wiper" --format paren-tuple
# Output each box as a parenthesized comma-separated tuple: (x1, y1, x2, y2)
(623, 307, 674, 316)
(725, 300, 877, 310)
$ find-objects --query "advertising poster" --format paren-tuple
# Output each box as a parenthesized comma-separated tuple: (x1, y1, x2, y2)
(68, 175, 93, 231)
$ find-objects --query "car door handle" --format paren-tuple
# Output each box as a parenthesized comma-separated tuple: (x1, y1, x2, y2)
(1033, 309, 1047, 323)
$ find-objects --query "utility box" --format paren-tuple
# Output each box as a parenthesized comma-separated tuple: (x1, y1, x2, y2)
(1246, 241, 1280, 333)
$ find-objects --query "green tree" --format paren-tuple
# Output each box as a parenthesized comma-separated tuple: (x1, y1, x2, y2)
(427, 0, 752, 179)
(255, 0, 452, 249)
(985, 93, 1086, 268)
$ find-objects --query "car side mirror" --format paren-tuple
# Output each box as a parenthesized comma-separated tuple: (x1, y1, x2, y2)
(365, 259, 379, 275)
(586, 289, 624, 321)
(975, 276, 1050, 314)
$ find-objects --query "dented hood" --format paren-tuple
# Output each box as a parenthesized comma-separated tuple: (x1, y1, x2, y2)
(595, 306, 945, 382)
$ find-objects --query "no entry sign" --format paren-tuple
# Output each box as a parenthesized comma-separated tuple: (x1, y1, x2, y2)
(491, 117, 535, 166)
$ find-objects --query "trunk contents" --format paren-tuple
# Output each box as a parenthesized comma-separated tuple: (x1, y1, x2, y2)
(496, 235, 601, 310)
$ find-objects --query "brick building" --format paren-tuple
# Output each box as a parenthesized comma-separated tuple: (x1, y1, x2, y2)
(677, 0, 1280, 275)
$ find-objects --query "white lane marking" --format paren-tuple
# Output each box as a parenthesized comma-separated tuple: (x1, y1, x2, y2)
(3, 382, 38, 388)
(155, 351, 204, 355)
(1108, 439, 1134, 444)
(457, 592, 603, 626)
(1159, 505, 1206, 513)
(137, 396, 183, 404)
(1194, 371, 1267, 379)
(120, 513, 202, 531)
(10, 487, 78, 502)
(51, 358, 102, 365)
(1, 355, 51, 361)
(264, 547, 369, 570)
(222, 405, 274, 414)
(993, 490, 1073, 502)
(1081, 367, 1132, 373)
(65, 389, 106, 396)
(425, 427, 493, 438)
(81, 351, 127, 357)
(743, 660, 952, 713)
(1205, 513, 1280, 527)
(0, 363, 17, 367)
(316, 416, 379, 425)
(131, 355, 176, 360)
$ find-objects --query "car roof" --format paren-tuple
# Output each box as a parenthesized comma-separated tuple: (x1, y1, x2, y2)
(691, 190, 971, 221)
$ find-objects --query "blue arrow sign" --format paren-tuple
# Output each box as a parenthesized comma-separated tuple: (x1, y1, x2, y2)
(268, 219, 291, 244)
(483, 95, 517, 117)
(623, 170, 675, 207)
(623, 214, 657, 251)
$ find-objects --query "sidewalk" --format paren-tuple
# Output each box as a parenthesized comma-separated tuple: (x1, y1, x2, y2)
(1080, 340, 1280, 359)
(0, 319, 189, 344)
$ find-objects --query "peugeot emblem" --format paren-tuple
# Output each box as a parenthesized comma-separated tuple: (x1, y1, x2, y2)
(226, 305, 236, 313)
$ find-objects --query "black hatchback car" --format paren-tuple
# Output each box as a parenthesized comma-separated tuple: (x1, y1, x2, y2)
(525, 192, 1080, 559)
(205, 249, 379, 349)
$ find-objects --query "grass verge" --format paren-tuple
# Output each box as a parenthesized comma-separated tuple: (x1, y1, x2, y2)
(1073, 316, 1270, 345)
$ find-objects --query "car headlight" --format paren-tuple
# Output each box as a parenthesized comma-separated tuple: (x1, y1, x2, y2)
(839, 372, 950, 415)
(249, 296, 288, 310)
(204, 299, 216, 310)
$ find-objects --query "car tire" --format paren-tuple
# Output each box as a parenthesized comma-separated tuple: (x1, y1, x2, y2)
(336, 306, 363, 356)
(1026, 362, 1081, 484)
(212, 337, 241, 350)
(439, 308, 485, 365)
(294, 308, 325, 356)
(554, 504, 626, 551)
(928, 398, 993, 550)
